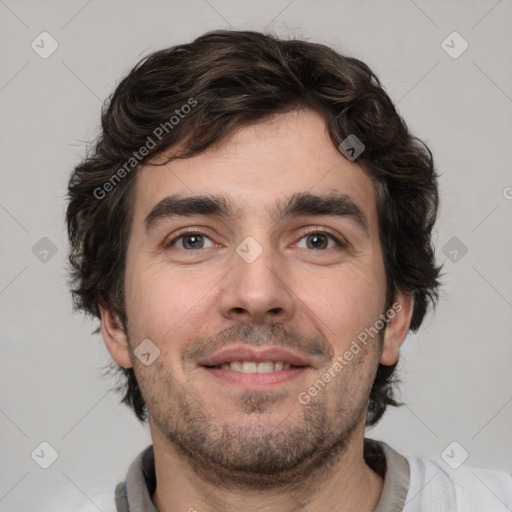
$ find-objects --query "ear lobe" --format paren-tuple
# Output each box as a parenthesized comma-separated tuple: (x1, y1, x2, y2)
(380, 291, 414, 366)
(99, 304, 133, 368)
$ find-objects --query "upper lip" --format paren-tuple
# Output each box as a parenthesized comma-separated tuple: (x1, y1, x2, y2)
(197, 345, 313, 367)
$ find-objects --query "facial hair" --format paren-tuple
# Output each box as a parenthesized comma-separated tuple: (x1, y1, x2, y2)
(132, 321, 382, 490)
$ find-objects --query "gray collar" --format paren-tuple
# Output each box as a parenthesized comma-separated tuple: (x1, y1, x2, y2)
(368, 439, 410, 512)
(115, 438, 410, 511)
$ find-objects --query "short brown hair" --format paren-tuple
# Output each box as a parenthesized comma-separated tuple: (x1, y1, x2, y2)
(67, 30, 441, 426)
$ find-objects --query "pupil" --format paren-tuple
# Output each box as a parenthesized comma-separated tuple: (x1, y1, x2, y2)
(309, 234, 326, 249)
(186, 235, 202, 249)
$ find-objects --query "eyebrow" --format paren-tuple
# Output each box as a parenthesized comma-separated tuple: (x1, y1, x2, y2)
(144, 192, 369, 235)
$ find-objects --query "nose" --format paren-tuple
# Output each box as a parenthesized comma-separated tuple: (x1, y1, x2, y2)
(219, 240, 296, 325)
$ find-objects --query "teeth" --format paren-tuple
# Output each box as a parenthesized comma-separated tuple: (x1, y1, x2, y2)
(219, 361, 291, 373)
(256, 361, 275, 373)
(242, 361, 257, 373)
(230, 361, 243, 372)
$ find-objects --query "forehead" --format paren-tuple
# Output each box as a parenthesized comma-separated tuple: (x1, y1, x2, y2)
(131, 109, 377, 227)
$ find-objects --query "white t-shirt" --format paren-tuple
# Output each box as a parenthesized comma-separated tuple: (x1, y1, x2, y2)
(404, 452, 512, 511)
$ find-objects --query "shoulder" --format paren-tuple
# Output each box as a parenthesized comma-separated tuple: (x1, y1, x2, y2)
(70, 480, 119, 512)
(36, 480, 119, 512)
(405, 454, 512, 511)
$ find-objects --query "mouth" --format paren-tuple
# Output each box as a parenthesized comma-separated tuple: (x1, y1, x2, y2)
(209, 360, 295, 372)
(197, 346, 312, 388)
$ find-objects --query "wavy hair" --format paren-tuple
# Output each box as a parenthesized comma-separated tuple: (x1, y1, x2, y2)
(67, 30, 441, 426)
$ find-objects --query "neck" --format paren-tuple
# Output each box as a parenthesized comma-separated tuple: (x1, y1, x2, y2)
(151, 423, 384, 512)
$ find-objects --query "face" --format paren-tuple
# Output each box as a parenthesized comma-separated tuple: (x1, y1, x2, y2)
(102, 109, 411, 486)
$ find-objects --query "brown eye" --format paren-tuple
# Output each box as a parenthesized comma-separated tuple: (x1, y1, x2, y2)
(167, 233, 215, 250)
(306, 233, 329, 249)
(297, 232, 341, 250)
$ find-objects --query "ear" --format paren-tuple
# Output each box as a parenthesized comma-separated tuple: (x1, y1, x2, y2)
(99, 304, 133, 368)
(380, 291, 414, 366)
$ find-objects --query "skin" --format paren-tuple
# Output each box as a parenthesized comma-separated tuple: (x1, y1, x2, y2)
(100, 109, 413, 512)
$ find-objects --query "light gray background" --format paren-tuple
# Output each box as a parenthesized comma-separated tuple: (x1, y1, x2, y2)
(1, 0, 511, 510)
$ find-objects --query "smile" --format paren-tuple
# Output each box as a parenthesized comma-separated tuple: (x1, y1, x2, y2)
(214, 361, 292, 373)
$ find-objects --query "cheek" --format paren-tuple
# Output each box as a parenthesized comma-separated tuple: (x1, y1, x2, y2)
(124, 262, 223, 352)
(295, 261, 386, 347)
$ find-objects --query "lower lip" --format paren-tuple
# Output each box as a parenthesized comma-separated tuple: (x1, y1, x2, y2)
(201, 367, 309, 389)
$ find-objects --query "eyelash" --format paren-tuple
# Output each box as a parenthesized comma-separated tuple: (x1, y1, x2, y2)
(165, 228, 347, 251)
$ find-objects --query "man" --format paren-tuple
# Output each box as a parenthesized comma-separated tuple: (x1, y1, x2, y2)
(66, 30, 512, 511)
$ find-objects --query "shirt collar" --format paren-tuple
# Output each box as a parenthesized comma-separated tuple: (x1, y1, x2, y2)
(366, 439, 410, 512)
(115, 438, 410, 511)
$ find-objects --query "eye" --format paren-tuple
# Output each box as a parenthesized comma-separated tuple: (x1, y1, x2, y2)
(167, 232, 216, 250)
(296, 231, 343, 250)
